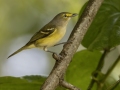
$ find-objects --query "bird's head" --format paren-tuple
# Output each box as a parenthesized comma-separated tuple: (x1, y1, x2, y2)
(55, 12, 78, 20)
(51, 12, 78, 26)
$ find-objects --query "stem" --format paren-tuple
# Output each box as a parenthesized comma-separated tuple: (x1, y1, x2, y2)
(106, 76, 120, 90)
(60, 80, 80, 90)
(104, 55, 120, 81)
(87, 50, 109, 90)
(103, 55, 120, 90)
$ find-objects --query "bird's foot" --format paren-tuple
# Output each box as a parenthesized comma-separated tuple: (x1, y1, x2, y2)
(52, 53, 63, 61)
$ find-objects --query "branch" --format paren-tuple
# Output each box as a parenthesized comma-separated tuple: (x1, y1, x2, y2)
(103, 55, 120, 83)
(40, 0, 104, 90)
(60, 80, 80, 90)
(88, 51, 120, 90)
(102, 55, 120, 90)
(87, 49, 109, 90)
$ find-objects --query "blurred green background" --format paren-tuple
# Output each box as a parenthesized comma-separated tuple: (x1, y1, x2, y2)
(0, 0, 87, 76)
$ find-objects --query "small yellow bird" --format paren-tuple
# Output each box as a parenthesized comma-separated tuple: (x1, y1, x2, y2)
(8, 12, 78, 58)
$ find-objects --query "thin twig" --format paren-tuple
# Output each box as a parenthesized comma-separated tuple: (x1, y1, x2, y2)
(60, 80, 80, 90)
(97, 54, 120, 90)
(106, 76, 120, 90)
(102, 55, 120, 83)
(87, 49, 109, 90)
(101, 55, 120, 90)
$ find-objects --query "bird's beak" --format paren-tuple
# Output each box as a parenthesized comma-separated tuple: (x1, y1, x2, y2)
(65, 13, 78, 17)
(71, 13, 78, 17)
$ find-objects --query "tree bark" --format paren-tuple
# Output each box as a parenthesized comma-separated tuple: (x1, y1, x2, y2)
(40, 0, 104, 90)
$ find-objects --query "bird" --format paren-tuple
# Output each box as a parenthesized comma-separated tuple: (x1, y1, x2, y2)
(8, 12, 78, 58)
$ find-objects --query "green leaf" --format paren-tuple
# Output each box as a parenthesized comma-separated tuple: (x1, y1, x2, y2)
(0, 75, 46, 90)
(79, 1, 88, 17)
(23, 75, 46, 82)
(66, 50, 102, 90)
(82, 0, 120, 50)
(0, 75, 66, 90)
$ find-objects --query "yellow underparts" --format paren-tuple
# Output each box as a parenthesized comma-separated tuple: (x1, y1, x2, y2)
(35, 28, 66, 48)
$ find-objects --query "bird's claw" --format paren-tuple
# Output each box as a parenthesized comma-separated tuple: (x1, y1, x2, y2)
(52, 53, 63, 61)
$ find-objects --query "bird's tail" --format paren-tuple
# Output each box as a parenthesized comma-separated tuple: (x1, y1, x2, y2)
(8, 45, 28, 58)
(7, 44, 35, 58)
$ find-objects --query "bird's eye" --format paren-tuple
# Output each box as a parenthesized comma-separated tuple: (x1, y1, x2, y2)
(64, 14, 67, 17)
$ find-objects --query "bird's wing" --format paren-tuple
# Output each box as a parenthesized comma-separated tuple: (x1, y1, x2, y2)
(26, 25, 56, 45)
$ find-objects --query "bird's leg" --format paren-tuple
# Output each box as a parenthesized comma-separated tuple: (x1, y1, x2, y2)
(54, 40, 72, 47)
(43, 47, 56, 54)
(54, 42, 67, 46)
(43, 47, 63, 60)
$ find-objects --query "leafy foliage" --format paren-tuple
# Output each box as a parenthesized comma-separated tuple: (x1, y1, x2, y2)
(82, 0, 120, 50)
(66, 50, 102, 90)
(80, 0, 120, 89)
(0, 76, 45, 90)
(0, 75, 66, 90)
